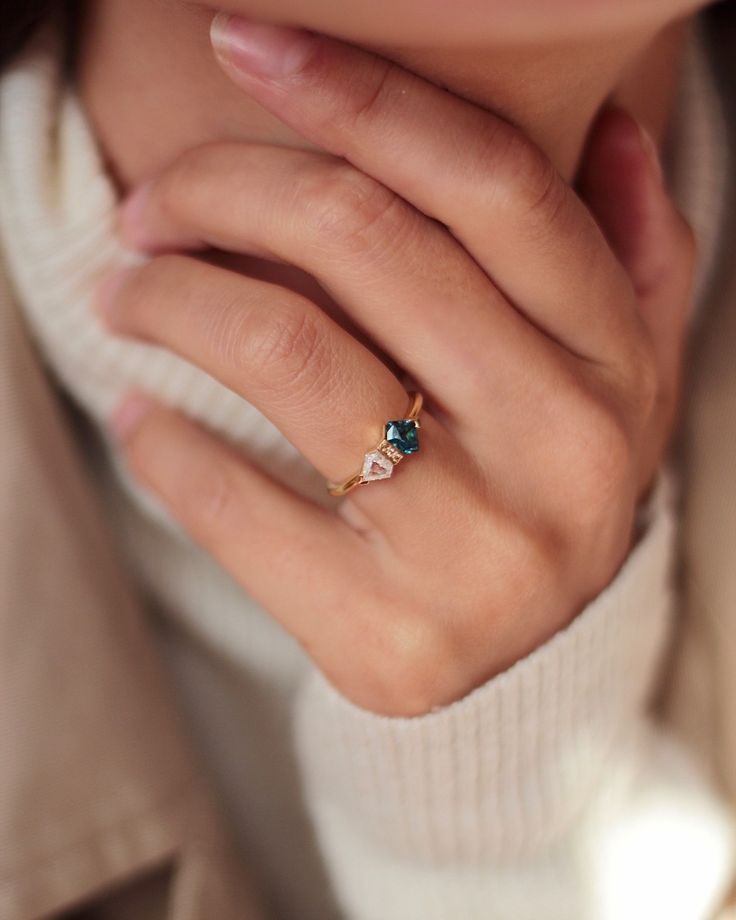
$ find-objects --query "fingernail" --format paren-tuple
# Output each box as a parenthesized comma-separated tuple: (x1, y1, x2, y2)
(210, 12, 318, 80)
(96, 267, 135, 324)
(638, 123, 664, 186)
(110, 392, 155, 442)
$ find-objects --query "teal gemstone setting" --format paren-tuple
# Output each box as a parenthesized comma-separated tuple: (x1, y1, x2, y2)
(385, 419, 420, 455)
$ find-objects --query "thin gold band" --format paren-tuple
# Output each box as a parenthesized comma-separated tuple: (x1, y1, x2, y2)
(327, 391, 424, 497)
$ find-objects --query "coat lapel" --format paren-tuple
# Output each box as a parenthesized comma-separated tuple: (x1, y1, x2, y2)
(0, 265, 263, 918)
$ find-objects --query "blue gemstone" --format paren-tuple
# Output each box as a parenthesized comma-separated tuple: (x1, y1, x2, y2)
(385, 419, 420, 455)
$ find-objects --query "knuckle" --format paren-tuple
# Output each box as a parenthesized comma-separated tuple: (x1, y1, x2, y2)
(204, 293, 259, 369)
(506, 524, 562, 606)
(240, 303, 333, 400)
(521, 156, 571, 232)
(475, 505, 562, 611)
(616, 332, 660, 426)
(302, 163, 406, 256)
(488, 129, 569, 229)
(252, 308, 320, 376)
(564, 388, 634, 527)
(368, 610, 457, 716)
(338, 58, 396, 128)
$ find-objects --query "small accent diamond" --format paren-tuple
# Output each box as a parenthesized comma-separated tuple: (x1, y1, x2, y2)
(378, 440, 404, 464)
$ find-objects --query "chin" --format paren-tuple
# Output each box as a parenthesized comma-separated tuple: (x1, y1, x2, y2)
(204, 0, 707, 45)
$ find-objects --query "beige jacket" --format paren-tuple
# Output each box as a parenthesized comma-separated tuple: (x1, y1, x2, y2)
(1, 13, 736, 920)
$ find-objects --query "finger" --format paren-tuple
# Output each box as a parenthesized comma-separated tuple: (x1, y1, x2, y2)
(98, 255, 461, 527)
(119, 143, 566, 423)
(579, 107, 696, 390)
(579, 107, 697, 487)
(110, 394, 373, 674)
(202, 13, 639, 372)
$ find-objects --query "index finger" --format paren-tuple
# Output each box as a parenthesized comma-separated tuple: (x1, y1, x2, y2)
(208, 13, 641, 371)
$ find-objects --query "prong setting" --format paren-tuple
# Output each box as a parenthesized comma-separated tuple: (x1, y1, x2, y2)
(327, 392, 424, 497)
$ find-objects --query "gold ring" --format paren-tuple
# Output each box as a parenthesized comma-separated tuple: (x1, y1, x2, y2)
(327, 392, 424, 497)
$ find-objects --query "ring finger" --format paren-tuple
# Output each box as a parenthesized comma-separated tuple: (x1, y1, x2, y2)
(98, 254, 460, 518)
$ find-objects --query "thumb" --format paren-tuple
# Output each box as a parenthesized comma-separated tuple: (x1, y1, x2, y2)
(578, 105, 697, 456)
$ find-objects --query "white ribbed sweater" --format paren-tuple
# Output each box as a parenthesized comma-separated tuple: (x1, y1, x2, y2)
(0, 24, 734, 920)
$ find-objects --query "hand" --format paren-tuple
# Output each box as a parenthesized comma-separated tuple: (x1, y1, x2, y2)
(98, 15, 695, 717)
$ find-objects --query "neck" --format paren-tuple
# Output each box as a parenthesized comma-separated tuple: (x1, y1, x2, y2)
(76, 2, 690, 191)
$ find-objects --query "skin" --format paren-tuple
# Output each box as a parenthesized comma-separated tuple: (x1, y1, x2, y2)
(80, 4, 703, 715)
(78, 0, 695, 185)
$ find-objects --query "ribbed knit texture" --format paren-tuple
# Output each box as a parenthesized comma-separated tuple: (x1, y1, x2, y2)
(0, 22, 734, 920)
